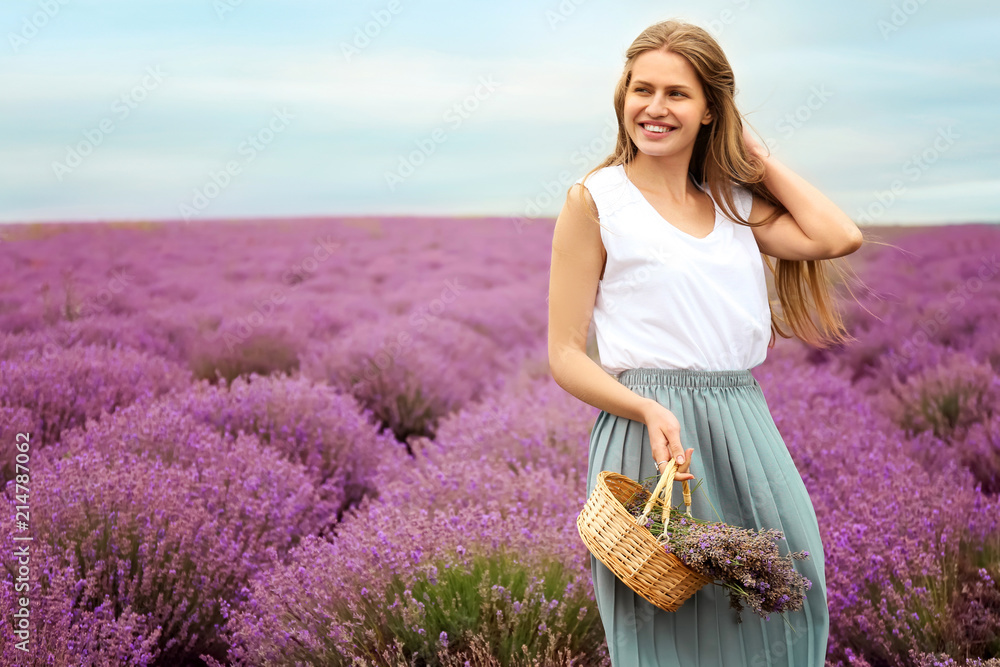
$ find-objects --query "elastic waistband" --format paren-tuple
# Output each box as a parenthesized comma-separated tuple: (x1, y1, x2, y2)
(616, 367, 757, 388)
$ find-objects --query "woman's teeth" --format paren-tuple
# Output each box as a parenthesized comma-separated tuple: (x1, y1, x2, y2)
(642, 124, 673, 133)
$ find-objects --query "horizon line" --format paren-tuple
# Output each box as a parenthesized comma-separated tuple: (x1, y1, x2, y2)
(1, 215, 998, 228)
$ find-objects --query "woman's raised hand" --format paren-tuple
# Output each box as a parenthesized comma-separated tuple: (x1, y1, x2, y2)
(642, 399, 695, 482)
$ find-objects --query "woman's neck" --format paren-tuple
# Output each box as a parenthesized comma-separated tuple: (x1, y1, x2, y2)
(625, 154, 700, 199)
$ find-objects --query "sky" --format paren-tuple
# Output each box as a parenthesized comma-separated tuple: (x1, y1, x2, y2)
(0, 0, 998, 226)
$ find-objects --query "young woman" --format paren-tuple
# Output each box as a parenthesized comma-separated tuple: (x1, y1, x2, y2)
(547, 19, 863, 666)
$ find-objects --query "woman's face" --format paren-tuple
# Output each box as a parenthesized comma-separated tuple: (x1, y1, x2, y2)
(623, 48, 713, 159)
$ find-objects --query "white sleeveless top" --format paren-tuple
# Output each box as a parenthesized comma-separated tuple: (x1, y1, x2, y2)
(575, 164, 771, 374)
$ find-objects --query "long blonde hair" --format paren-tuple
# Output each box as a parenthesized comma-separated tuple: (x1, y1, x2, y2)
(574, 19, 869, 349)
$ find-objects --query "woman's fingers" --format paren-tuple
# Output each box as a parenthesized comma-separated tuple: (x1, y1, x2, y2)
(653, 447, 695, 481)
(648, 408, 696, 481)
(678, 447, 694, 474)
(666, 429, 685, 466)
(673, 447, 695, 481)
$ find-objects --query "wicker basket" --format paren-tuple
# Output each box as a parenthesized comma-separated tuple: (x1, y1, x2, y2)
(577, 459, 713, 612)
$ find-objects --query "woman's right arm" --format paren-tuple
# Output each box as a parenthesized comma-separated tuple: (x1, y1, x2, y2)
(547, 183, 692, 479)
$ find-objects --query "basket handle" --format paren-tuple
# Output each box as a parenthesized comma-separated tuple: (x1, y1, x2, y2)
(637, 459, 694, 542)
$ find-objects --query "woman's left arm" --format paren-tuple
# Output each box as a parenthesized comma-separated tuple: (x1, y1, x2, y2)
(742, 121, 864, 261)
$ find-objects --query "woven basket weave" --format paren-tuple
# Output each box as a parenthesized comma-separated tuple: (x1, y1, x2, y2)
(577, 459, 712, 612)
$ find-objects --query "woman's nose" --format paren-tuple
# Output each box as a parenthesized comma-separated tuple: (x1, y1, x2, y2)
(648, 95, 670, 117)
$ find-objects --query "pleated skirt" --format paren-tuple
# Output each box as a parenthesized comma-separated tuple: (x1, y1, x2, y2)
(586, 368, 829, 667)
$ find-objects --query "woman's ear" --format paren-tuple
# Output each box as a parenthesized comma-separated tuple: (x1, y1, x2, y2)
(701, 109, 713, 125)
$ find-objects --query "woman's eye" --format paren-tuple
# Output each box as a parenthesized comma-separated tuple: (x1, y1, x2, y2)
(632, 87, 685, 97)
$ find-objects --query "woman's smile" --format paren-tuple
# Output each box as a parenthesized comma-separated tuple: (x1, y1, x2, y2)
(639, 122, 678, 138)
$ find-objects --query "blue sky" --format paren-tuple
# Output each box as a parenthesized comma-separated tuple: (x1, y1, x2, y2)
(0, 0, 997, 225)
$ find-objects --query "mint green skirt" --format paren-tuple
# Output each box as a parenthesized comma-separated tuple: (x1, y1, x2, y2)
(586, 368, 829, 666)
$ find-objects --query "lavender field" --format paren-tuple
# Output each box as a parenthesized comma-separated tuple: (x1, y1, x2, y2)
(1, 218, 998, 667)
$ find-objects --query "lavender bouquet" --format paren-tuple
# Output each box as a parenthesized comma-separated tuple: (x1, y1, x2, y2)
(623, 476, 813, 624)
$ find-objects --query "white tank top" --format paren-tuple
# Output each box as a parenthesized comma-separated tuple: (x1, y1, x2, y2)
(575, 164, 771, 374)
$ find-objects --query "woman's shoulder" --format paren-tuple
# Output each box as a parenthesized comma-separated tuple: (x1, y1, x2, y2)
(574, 164, 626, 192)
(712, 178, 754, 221)
(573, 164, 638, 222)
